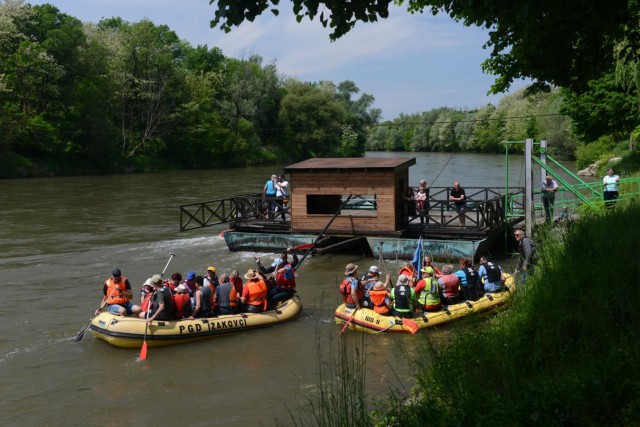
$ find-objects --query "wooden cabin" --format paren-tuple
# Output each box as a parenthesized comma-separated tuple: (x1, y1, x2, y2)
(284, 157, 416, 235)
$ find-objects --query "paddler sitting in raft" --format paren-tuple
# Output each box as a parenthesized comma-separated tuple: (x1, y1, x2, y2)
(240, 269, 268, 313)
(367, 273, 392, 315)
(340, 263, 363, 309)
(96, 268, 141, 316)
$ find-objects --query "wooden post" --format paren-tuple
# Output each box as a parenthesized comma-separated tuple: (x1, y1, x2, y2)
(540, 139, 547, 185)
(525, 138, 533, 237)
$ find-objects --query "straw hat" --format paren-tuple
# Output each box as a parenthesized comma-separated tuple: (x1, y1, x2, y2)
(344, 263, 358, 275)
(244, 269, 258, 280)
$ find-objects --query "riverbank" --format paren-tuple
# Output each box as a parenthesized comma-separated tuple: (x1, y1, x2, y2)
(376, 200, 640, 425)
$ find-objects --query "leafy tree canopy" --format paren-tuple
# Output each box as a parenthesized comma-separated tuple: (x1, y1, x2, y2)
(208, 0, 640, 93)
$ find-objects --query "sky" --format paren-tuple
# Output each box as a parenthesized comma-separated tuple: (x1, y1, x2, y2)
(27, 0, 529, 120)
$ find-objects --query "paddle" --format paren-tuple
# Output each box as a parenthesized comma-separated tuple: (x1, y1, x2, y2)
(139, 253, 175, 361)
(400, 318, 419, 334)
(339, 308, 358, 335)
(74, 287, 116, 342)
(295, 195, 354, 272)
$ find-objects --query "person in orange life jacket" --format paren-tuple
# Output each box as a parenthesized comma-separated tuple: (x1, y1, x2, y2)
(415, 267, 442, 312)
(165, 272, 182, 294)
(360, 265, 381, 309)
(454, 258, 483, 301)
(367, 273, 392, 315)
(96, 268, 141, 316)
(341, 263, 363, 309)
(187, 276, 205, 319)
(146, 274, 173, 322)
(172, 284, 193, 319)
(229, 269, 243, 295)
(398, 262, 416, 281)
(204, 266, 219, 288)
(390, 274, 417, 318)
(240, 269, 268, 313)
(438, 264, 462, 306)
(423, 255, 442, 278)
(214, 273, 239, 315)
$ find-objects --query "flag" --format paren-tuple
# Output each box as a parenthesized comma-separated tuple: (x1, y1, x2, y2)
(411, 236, 423, 281)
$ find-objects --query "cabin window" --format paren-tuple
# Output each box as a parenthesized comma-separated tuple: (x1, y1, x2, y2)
(306, 194, 378, 217)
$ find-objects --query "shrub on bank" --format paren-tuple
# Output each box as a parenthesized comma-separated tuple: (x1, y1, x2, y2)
(381, 202, 640, 425)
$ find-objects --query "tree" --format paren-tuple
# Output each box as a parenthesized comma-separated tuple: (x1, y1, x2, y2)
(208, 0, 640, 94)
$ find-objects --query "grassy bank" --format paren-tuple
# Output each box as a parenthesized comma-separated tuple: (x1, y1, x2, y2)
(378, 201, 640, 425)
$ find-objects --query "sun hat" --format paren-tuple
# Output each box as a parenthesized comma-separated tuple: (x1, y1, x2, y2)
(207, 266, 216, 272)
(397, 275, 409, 286)
(368, 266, 379, 273)
(143, 278, 154, 287)
(151, 274, 162, 284)
(344, 263, 358, 275)
(186, 271, 196, 280)
(244, 269, 258, 280)
(271, 257, 285, 268)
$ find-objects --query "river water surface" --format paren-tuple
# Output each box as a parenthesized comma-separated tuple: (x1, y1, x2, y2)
(0, 152, 579, 426)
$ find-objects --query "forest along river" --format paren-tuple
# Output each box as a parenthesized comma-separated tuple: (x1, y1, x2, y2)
(0, 153, 581, 426)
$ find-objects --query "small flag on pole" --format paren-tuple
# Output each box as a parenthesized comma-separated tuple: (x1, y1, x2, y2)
(411, 236, 423, 281)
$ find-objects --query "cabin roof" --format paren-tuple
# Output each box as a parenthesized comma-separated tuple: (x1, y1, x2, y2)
(284, 157, 416, 172)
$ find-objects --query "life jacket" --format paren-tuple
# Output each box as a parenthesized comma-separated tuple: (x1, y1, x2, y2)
(418, 278, 441, 308)
(368, 289, 390, 314)
(440, 274, 460, 298)
(340, 276, 362, 305)
(105, 277, 128, 305)
(163, 279, 176, 294)
(245, 279, 267, 306)
(392, 284, 413, 313)
(462, 267, 481, 290)
(141, 293, 153, 312)
(275, 264, 296, 290)
(216, 282, 238, 309)
(483, 262, 502, 283)
(398, 265, 414, 279)
(173, 293, 192, 319)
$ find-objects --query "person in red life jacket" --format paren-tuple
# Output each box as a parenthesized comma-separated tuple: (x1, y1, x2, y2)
(147, 274, 173, 322)
(438, 264, 462, 306)
(204, 266, 219, 288)
(172, 284, 193, 319)
(367, 273, 392, 315)
(256, 248, 300, 275)
(423, 255, 442, 278)
(214, 273, 239, 315)
(229, 270, 243, 295)
(164, 272, 181, 294)
(340, 263, 363, 309)
(139, 279, 154, 316)
(267, 254, 298, 305)
(240, 269, 268, 313)
(188, 276, 205, 319)
(96, 268, 141, 316)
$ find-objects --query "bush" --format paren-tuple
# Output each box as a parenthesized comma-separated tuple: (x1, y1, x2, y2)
(576, 135, 616, 169)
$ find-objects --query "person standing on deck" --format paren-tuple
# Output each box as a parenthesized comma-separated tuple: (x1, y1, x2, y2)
(541, 175, 559, 223)
(263, 174, 278, 219)
(449, 181, 468, 229)
(602, 168, 620, 209)
(274, 175, 290, 220)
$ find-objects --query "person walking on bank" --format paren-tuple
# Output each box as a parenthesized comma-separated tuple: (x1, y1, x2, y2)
(514, 229, 536, 281)
(541, 175, 559, 223)
(96, 268, 141, 316)
(602, 168, 620, 209)
(449, 181, 468, 228)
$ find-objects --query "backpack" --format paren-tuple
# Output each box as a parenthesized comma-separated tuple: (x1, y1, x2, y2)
(340, 278, 352, 295)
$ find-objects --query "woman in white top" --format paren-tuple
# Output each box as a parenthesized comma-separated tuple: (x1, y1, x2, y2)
(602, 168, 620, 208)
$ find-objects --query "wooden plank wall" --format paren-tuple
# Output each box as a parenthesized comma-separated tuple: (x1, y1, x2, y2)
(289, 169, 408, 234)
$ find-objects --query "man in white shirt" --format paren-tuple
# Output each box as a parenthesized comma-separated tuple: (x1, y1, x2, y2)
(274, 175, 289, 220)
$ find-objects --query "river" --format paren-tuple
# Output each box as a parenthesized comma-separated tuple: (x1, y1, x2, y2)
(0, 152, 579, 426)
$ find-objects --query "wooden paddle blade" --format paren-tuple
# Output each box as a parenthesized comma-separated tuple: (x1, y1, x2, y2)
(401, 318, 419, 334)
(139, 341, 148, 361)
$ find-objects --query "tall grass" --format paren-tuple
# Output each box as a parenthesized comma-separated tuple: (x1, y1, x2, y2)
(381, 202, 640, 425)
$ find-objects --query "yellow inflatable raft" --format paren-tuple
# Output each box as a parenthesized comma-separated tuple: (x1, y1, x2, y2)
(335, 274, 515, 334)
(91, 295, 302, 348)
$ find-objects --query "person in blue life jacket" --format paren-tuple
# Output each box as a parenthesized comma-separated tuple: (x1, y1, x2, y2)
(454, 258, 483, 301)
(478, 255, 504, 293)
(263, 174, 278, 218)
(360, 265, 380, 309)
(390, 274, 417, 318)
